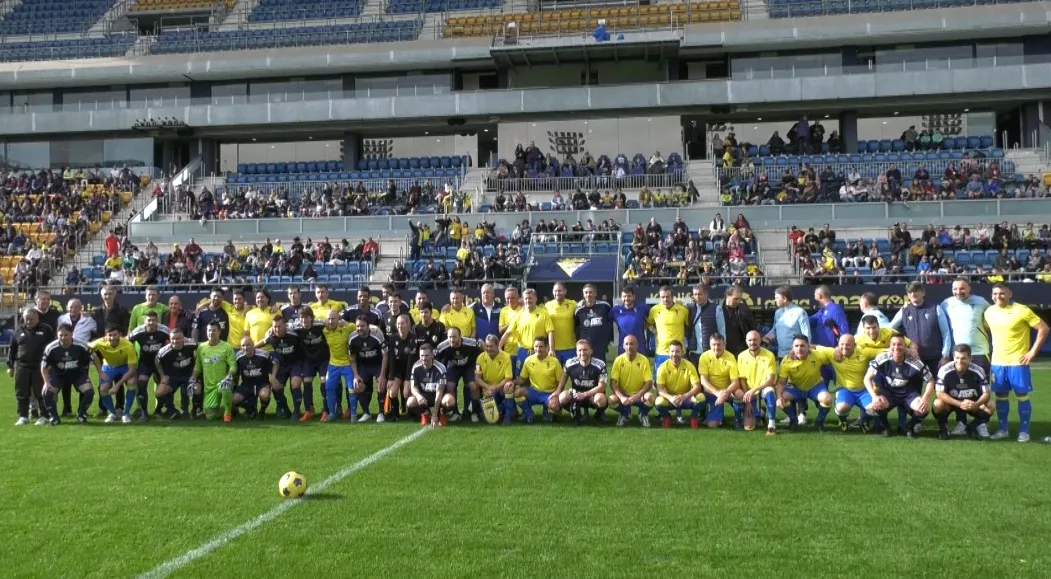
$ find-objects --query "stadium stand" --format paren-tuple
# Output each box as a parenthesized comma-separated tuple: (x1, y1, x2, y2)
(479, 184, 698, 213)
(228, 155, 467, 185)
(765, 0, 1032, 19)
(248, 0, 364, 22)
(80, 236, 377, 292)
(131, 0, 236, 13)
(444, 1, 741, 38)
(790, 221, 1051, 284)
(388, 0, 502, 15)
(151, 21, 422, 54)
(0, 0, 116, 35)
(0, 34, 138, 63)
(490, 147, 684, 192)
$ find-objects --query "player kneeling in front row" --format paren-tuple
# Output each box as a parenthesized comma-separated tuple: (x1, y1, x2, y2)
(552, 339, 609, 426)
(863, 335, 935, 438)
(514, 337, 564, 424)
(609, 335, 655, 427)
(737, 331, 778, 434)
(41, 325, 101, 424)
(473, 334, 514, 424)
(408, 344, 455, 426)
(776, 335, 835, 432)
(698, 333, 743, 429)
(933, 344, 992, 440)
(654, 341, 704, 428)
(154, 328, 198, 419)
(436, 327, 481, 422)
(234, 336, 279, 419)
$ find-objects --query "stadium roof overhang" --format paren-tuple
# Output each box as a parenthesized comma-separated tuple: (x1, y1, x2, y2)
(489, 33, 681, 67)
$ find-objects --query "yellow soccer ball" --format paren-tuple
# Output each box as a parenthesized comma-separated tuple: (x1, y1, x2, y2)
(279, 471, 307, 499)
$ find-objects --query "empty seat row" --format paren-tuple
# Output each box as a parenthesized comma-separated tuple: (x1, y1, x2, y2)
(152, 21, 420, 54)
(227, 168, 462, 184)
(388, 0, 501, 15)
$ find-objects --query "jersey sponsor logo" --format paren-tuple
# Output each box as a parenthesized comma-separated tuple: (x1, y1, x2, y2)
(581, 314, 605, 328)
(242, 366, 264, 378)
(58, 360, 80, 370)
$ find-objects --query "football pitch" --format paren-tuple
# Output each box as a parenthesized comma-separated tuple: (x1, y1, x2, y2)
(4, 370, 1051, 579)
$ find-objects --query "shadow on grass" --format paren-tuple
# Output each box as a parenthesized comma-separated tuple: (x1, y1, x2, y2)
(303, 492, 343, 501)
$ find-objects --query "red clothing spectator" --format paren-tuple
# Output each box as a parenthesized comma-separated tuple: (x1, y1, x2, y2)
(184, 238, 203, 261)
(788, 226, 804, 248)
(362, 238, 379, 260)
(104, 232, 119, 257)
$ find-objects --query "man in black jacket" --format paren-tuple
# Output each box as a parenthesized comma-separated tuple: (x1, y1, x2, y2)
(33, 290, 61, 331)
(7, 308, 57, 425)
(719, 285, 757, 357)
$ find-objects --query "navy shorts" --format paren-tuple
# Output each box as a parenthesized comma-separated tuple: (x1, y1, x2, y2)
(882, 389, 920, 410)
(297, 359, 327, 381)
(386, 361, 411, 382)
(357, 364, 382, 389)
(165, 375, 192, 389)
(446, 365, 476, 388)
(137, 363, 160, 381)
(276, 362, 297, 385)
(234, 384, 258, 400)
(50, 371, 91, 391)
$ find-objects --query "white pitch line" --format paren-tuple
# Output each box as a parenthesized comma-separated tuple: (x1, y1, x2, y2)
(137, 428, 428, 579)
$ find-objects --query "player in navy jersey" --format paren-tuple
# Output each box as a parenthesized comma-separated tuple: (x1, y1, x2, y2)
(575, 284, 614, 362)
(380, 293, 411, 336)
(264, 315, 301, 420)
(933, 344, 993, 440)
(414, 304, 446, 349)
(555, 339, 610, 425)
(384, 314, 419, 419)
(128, 311, 171, 419)
(233, 336, 278, 419)
(348, 316, 388, 422)
(41, 324, 99, 424)
(291, 305, 328, 422)
(864, 335, 935, 438)
(408, 344, 454, 427)
(155, 327, 198, 419)
(281, 286, 306, 322)
(194, 288, 230, 343)
(343, 286, 383, 327)
(436, 327, 481, 421)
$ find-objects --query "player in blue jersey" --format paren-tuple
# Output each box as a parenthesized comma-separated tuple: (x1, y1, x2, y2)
(864, 335, 935, 438)
(610, 286, 649, 356)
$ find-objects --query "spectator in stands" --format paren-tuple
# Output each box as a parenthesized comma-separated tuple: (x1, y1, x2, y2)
(648, 151, 665, 174)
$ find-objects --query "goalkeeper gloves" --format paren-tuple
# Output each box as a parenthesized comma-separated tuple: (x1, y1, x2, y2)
(186, 377, 200, 396)
(219, 377, 233, 391)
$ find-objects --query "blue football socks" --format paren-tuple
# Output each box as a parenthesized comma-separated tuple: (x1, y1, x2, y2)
(1018, 398, 1032, 435)
(996, 397, 1010, 432)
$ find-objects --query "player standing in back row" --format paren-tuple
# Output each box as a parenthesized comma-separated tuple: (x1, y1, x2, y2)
(574, 284, 613, 362)
(983, 283, 1048, 443)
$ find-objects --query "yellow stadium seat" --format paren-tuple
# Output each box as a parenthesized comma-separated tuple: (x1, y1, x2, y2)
(121, 191, 132, 204)
(102, 211, 112, 223)
(2, 292, 14, 308)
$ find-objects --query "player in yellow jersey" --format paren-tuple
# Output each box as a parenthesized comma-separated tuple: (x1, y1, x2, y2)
(983, 283, 1049, 442)
(546, 282, 578, 365)
(776, 335, 835, 432)
(90, 324, 139, 423)
(737, 330, 778, 434)
(609, 334, 655, 427)
(321, 309, 356, 422)
(697, 333, 741, 429)
(499, 287, 522, 374)
(310, 284, 347, 320)
(411, 289, 440, 324)
(221, 290, 249, 350)
(647, 285, 689, 368)
(440, 289, 476, 338)
(513, 336, 564, 423)
(244, 289, 277, 348)
(855, 318, 913, 359)
(654, 340, 703, 428)
(501, 288, 554, 372)
(474, 335, 514, 425)
(828, 334, 879, 432)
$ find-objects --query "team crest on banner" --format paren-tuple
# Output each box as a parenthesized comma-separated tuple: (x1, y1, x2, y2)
(557, 258, 588, 277)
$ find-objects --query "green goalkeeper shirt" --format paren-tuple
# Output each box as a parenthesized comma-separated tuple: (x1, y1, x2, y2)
(128, 303, 170, 334)
(195, 340, 237, 387)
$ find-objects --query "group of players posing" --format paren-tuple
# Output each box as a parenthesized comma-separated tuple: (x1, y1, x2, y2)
(25, 279, 1049, 440)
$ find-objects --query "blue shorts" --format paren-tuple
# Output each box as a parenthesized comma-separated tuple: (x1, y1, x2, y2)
(523, 387, 553, 407)
(555, 349, 575, 366)
(516, 348, 530, 374)
(835, 389, 873, 410)
(882, 389, 920, 410)
(325, 364, 354, 391)
(297, 359, 327, 381)
(101, 364, 129, 384)
(446, 365, 475, 389)
(821, 365, 836, 384)
(655, 354, 670, 369)
(990, 365, 1032, 396)
(510, 351, 523, 378)
(784, 382, 829, 403)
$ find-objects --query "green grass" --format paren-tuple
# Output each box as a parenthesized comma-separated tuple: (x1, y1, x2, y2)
(3, 369, 1051, 579)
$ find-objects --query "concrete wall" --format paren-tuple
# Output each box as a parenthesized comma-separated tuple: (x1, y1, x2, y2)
(712, 111, 996, 146)
(498, 115, 682, 162)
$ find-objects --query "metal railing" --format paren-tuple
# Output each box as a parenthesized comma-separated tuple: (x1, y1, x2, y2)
(717, 159, 1019, 182)
(486, 172, 686, 193)
(766, 0, 1043, 19)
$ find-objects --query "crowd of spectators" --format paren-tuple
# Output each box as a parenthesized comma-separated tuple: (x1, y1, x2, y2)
(196, 177, 467, 220)
(792, 221, 1051, 285)
(486, 182, 699, 212)
(723, 156, 1013, 206)
(2, 166, 143, 294)
(622, 213, 763, 287)
(488, 142, 684, 190)
(400, 217, 528, 289)
(85, 233, 379, 292)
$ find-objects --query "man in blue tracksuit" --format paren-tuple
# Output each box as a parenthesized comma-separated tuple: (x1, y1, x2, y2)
(800, 285, 848, 425)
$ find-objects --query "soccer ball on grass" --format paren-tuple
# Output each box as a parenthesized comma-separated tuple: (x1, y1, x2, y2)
(279, 471, 307, 498)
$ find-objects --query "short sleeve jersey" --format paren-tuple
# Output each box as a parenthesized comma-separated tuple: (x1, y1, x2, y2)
(128, 325, 171, 368)
(476, 351, 513, 385)
(935, 362, 990, 401)
(610, 353, 652, 395)
(90, 337, 139, 367)
(411, 361, 447, 393)
(564, 357, 608, 392)
(869, 353, 933, 395)
(156, 342, 198, 379)
(388, 332, 420, 372)
(235, 351, 274, 389)
(436, 337, 481, 370)
(414, 320, 447, 350)
(656, 358, 700, 395)
(520, 354, 563, 393)
(42, 340, 93, 379)
(292, 320, 328, 363)
(264, 329, 302, 368)
(697, 349, 739, 389)
(348, 327, 387, 367)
